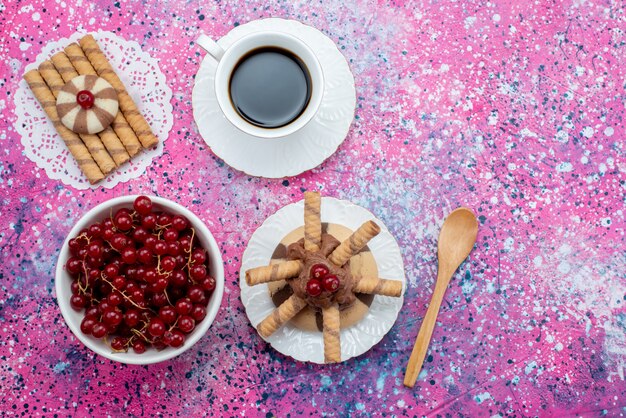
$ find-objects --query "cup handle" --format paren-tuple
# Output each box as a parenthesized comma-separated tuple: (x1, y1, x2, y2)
(196, 33, 225, 61)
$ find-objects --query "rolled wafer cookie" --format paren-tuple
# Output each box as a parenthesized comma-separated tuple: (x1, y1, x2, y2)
(37, 61, 65, 97)
(50, 52, 130, 167)
(257, 294, 307, 338)
(64, 43, 142, 157)
(245, 260, 303, 286)
(38, 61, 115, 176)
(353, 277, 403, 297)
(322, 303, 341, 363)
(328, 220, 381, 267)
(79, 34, 158, 148)
(23, 69, 104, 184)
(303, 191, 322, 252)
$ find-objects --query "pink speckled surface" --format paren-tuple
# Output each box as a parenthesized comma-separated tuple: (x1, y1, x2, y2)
(1, 0, 625, 416)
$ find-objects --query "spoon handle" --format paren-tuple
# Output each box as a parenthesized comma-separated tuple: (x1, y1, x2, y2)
(403, 272, 450, 387)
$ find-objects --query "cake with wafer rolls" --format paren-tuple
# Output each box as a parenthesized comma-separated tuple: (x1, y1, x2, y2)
(245, 192, 403, 363)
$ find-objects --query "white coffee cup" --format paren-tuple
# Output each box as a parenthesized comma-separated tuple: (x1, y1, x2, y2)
(197, 31, 324, 139)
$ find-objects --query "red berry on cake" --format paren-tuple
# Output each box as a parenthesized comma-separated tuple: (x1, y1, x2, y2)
(322, 275, 340, 292)
(310, 263, 329, 280)
(306, 279, 323, 297)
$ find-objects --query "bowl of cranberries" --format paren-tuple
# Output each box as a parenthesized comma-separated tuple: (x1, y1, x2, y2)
(55, 195, 224, 364)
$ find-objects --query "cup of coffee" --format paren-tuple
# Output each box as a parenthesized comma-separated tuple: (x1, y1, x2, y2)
(197, 31, 324, 139)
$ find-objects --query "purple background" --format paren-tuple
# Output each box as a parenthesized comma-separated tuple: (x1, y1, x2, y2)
(1, 0, 625, 416)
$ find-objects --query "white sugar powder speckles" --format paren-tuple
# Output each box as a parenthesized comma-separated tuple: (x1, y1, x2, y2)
(555, 130, 569, 143)
(582, 126, 594, 138)
(556, 162, 574, 172)
(503, 237, 514, 252)
(475, 392, 492, 404)
(520, 128, 538, 138)
(525, 360, 538, 375)
(464, 16, 477, 28)
(557, 261, 571, 274)
(9, 58, 21, 73)
(376, 374, 386, 392)
(53, 362, 70, 374)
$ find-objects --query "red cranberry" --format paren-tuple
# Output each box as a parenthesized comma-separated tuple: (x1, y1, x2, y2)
(114, 213, 133, 232)
(66, 257, 82, 275)
(153, 240, 168, 256)
(141, 214, 157, 230)
(191, 304, 207, 322)
(133, 196, 153, 215)
(310, 263, 329, 280)
(171, 215, 188, 231)
(148, 318, 166, 337)
(322, 274, 340, 292)
(178, 315, 195, 333)
(201, 276, 216, 292)
(121, 247, 137, 264)
(168, 330, 185, 347)
(110, 336, 127, 351)
(151, 292, 169, 307)
(124, 309, 140, 327)
(170, 270, 187, 287)
(91, 322, 107, 338)
(160, 256, 176, 272)
(157, 213, 171, 227)
(132, 340, 146, 354)
(70, 294, 87, 310)
(167, 241, 182, 256)
(159, 306, 177, 324)
(306, 279, 322, 297)
(76, 90, 95, 109)
(132, 227, 149, 243)
(163, 228, 178, 242)
(191, 248, 206, 265)
(190, 265, 207, 281)
(80, 316, 97, 334)
(175, 298, 193, 315)
(187, 285, 205, 303)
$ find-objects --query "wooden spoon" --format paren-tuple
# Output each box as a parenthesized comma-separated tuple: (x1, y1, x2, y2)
(404, 207, 478, 387)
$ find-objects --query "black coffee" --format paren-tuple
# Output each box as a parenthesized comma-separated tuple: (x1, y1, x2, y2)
(229, 47, 312, 129)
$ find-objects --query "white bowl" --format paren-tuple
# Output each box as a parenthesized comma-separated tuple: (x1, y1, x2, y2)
(55, 195, 224, 365)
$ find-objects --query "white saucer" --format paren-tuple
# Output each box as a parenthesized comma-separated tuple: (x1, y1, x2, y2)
(192, 19, 356, 178)
(240, 197, 406, 364)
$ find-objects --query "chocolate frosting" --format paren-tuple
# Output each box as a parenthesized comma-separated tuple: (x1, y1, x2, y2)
(286, 234, 356, 310)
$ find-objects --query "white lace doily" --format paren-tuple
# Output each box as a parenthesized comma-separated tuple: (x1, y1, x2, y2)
(14, 31, 173, 189)
(240, 197, 406, 364)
